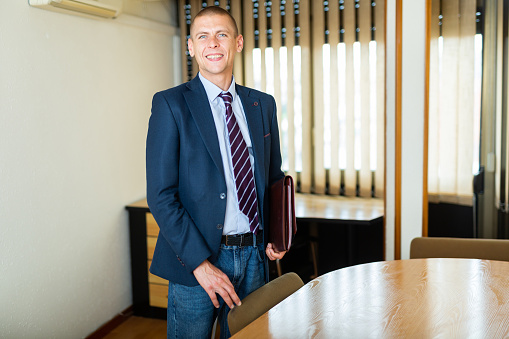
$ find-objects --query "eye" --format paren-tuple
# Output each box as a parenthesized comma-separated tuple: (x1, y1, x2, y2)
(218, 33, 227, 38)
(198, 35, 207, 39)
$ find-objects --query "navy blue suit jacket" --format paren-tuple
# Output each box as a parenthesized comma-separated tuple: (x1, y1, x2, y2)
(146, 76, 285, 286)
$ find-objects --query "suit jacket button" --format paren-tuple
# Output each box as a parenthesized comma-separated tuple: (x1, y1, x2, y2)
(217, 224, 223, 229)
(220, 193, 226, 199)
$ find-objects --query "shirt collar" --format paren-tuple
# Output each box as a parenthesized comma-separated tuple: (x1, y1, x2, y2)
(198, 73, 237, 103)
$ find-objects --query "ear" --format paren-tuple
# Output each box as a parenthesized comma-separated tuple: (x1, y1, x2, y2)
(187, 38, 195, 57)
(236, 34, 244, 53)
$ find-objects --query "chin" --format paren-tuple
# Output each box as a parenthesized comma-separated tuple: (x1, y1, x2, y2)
(206, 67, 227, 75)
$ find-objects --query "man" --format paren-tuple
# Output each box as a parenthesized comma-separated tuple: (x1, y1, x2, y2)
(146, 6, 286, 338)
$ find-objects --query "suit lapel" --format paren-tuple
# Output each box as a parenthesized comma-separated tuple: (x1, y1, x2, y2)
(236, 85, 266, 199)
(184, 77, 225, 178)
(183, 78, 266, 201)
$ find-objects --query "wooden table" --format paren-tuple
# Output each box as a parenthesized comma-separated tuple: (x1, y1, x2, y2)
(294, 193, 383, 224)
(127, 194, 384, 224)
(293, 194, 384, 271)
(232, 258, 509, 338)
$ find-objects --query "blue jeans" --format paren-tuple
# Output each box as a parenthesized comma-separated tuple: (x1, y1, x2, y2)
(167, 242, 265, 339)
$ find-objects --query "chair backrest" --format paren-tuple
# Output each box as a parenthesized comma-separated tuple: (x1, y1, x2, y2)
(227, 272, 304, 336)
(410, 237, 509, 261)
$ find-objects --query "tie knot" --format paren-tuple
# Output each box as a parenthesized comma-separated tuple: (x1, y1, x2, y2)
(218, 92, 233, 105)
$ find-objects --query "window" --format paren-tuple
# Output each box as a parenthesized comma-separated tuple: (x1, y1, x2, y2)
(427, 0, 482, 205)
(179, 0, 385, 197)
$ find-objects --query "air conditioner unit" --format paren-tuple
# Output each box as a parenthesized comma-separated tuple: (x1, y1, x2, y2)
(28, 0, 120, 19)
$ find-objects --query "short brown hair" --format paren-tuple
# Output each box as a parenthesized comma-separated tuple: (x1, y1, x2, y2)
(190, 6, 239, 37)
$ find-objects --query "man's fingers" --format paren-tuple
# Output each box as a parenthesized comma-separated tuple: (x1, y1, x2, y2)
(271, 249, 286, 260)
(266, 243, 287, 261)
(193, 260, 242, 308)
(219, 279, 241, 307)
(219, 272, 235, 289)
(266, 248, 275, 260)
(232, 293, 241, 306)
(266, 243, 275, 260)
(207, 290, 220, 308)
(208, 279, 241, 309)
(215, 287, 235, 309)
(266, 246, 276, 260)
(268, 249, 280, 260)
(215, 275, 241, 306)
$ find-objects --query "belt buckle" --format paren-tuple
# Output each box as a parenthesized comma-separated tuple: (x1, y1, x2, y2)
(227, 235, 235, 246)
(226, 234, 242, 246)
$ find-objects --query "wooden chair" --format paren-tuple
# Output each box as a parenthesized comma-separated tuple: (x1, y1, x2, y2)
(410, 237, 509, 261)
(227, 272, 304, 336)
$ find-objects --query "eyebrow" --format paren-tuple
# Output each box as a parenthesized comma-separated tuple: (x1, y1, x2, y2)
(194, 29, 230, 37)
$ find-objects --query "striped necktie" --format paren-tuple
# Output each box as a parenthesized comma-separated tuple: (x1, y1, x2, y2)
(218, 92, 260, 234)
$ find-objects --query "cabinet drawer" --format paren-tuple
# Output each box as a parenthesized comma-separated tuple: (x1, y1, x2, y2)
(149, 283, 168, 308)
(148, 260, 169, 286)
(147, 236, 157, 260)
(146, 213, 159, 237)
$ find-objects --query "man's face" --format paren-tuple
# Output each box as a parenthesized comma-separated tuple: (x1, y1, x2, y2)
(188, 14, 243, 81)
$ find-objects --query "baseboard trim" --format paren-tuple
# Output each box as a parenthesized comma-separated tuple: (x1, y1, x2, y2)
(86, 305, 134, 339)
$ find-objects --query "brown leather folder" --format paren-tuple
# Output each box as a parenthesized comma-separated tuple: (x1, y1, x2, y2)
(269, 175, 297, 252)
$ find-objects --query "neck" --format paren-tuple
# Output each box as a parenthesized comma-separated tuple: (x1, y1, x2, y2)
(199, 71, 233, 92)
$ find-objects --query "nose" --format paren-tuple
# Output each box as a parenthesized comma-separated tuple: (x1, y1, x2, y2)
(208, 36, 219, 48)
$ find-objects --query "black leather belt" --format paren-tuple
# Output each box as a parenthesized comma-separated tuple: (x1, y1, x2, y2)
(221, 232, 263, 247)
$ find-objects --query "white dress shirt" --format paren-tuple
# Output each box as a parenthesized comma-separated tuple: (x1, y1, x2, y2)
(199, 73, 257, 235)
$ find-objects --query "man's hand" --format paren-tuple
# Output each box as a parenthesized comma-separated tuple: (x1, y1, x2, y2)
(266, 243, 287, 261)
(193, 259, 241, 309)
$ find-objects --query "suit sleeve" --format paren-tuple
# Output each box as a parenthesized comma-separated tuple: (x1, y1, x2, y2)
(268, 97, 285, 185)
(146, 92, 212, 273)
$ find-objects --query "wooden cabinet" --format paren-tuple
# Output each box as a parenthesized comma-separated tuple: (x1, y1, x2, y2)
(145, 213, 168, 308)
(126, 199, 166, 319)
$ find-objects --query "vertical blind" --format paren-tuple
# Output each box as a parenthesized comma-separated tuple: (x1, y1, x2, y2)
(428, 0, 481, 205)
(178, 0, 385, 198)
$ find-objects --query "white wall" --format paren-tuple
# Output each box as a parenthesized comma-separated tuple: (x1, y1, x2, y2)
(385, 0, 426, 260)
(400, 0, 426, 259)
(384, 0, 396, 261)
(0, 1, 178, 337)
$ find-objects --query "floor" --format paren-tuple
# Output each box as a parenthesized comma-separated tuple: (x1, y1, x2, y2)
(102, 316, 221, 339)
(103, 316, 166, 339)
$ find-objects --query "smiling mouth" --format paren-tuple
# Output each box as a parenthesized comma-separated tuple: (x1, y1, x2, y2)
(206, 54, 223, 60)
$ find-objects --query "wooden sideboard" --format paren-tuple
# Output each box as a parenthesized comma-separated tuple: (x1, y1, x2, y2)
(126, 195, 384, 318)
(126, 199, 166, 319)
